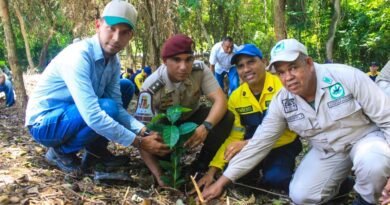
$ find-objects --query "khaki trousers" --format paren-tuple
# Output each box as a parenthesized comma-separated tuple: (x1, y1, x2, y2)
(289, 131, 390, 204)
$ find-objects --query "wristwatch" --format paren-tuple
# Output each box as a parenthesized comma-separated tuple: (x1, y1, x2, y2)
(202, 121, 213, 132)
(142, 129, 151, 137)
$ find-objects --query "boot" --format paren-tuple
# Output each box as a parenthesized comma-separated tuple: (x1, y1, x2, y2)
(352, 194, 376, 205)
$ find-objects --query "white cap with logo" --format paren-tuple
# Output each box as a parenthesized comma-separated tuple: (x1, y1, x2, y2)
(268, 39, 308, 71)
(102, 0, 138, 30)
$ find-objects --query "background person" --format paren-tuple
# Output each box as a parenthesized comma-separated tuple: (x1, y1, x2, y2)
(209, 37, 240, 96)
(367, 61, 380, 81)
(0, 68, 15, 107)
(134, 66, 152, 94)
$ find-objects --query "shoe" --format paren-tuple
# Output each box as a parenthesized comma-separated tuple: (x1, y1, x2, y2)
(352, 194, 376, 205)
(324, 176, 355, 205)
(81, 148, 130, 171)
(45, 148, 81, 174)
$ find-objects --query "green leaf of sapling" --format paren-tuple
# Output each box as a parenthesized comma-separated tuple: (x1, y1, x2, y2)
(163, 125, 180, 148)
(179, 122, 197, 135)
(150, 113, 166, 123)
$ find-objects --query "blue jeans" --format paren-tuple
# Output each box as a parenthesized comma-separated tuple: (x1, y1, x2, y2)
(28, 80, 135, 155)
(0, 79, 15, 107)
(215, 66, 239, 96)
(120, 78, 135, 109)
(29, 99, 120, 154)
(238, 137, 302, 193)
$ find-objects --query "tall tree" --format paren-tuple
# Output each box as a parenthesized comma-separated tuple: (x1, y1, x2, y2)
(136, 0, 176, 69)
(36, 0, 58, 69)
(273, 0, 287, 40)
(0, 0, 28, 113)
(13, 1, 35, 71)
(326, 0, 340, 62)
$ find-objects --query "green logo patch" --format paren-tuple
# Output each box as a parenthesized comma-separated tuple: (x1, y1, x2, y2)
(322, 76, 333, 84)
(329, 83, 345, 99)
(235, 106, 253, 113)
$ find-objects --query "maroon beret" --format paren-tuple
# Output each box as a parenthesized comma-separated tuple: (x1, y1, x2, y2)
(161, 34, 194, 61)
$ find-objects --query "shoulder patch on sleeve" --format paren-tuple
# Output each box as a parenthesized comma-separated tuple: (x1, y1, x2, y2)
(192, 62, 204, 70)
(147, 79, 165, 94)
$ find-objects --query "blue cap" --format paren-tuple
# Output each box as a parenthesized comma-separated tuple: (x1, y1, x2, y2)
(231, 44, 263, 65)
(143, 66, 152, 76)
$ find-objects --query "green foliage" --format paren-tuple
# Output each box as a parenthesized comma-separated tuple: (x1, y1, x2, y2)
(147, 105, 196, 189)
(0, 0, 388, 74)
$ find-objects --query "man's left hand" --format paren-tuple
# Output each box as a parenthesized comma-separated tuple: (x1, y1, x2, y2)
(184, 124, 208, 149)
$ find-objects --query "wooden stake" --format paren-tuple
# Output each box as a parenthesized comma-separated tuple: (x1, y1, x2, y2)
(121, 186, 130, 205)
(190, 175, 205, 204)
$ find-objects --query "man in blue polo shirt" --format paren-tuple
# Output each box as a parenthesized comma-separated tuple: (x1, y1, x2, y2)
(25, 0, 170, 174)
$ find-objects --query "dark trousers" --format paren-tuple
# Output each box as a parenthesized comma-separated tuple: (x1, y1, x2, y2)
(119, 78, 135, 110)
(182, 106, 234, 172)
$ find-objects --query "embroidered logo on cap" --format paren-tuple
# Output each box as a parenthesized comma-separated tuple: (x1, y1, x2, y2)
(272, 42, 285, 56)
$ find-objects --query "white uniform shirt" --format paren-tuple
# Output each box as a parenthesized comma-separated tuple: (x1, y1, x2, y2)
(209, 42, 239, 74)
(224, 63, 390, 181)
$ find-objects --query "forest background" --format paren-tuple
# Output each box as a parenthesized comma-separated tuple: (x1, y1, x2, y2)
(1, 0, 389, 73)
(0, 0, 389, 204)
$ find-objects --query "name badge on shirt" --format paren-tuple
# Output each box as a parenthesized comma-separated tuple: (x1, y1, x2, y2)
(282, 98, 298, 113)
(235, 106, 253, 113)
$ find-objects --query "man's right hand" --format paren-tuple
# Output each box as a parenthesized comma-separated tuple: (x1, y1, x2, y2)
(137, 132, 170, 156)
(201, 175, 231, 202)
(224, 140, 248, 161)
(190, 167, 220, 195)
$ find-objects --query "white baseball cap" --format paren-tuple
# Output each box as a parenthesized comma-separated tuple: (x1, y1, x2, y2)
(102, 0, 138, 30)
(268, 39, 308, 71)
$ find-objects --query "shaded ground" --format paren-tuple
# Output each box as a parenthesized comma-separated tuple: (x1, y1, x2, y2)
(0, 74, 355, 204)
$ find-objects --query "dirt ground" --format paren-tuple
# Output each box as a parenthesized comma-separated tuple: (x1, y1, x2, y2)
(0, 74, 355, 205)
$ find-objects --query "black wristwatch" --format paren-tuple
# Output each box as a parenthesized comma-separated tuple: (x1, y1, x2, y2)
(202, 121, 213, 132)
(142, 129, 151, 137)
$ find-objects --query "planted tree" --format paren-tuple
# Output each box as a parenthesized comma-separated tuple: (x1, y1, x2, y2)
(147, 105, 197, 189)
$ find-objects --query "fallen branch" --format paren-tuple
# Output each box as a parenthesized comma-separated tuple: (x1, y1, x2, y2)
(190, 175, 205, 204)
(122, 186, 130, 205)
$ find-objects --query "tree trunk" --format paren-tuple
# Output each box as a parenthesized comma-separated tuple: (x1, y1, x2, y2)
(145, 0, 158, 68)
(37, 28, 55, 70)
(0, 0, 28, 114)
(273, 0, 287, 41)
(196, 7, 212, 49)
(13, 2, 35, 71)
(326, 0, 340, 62)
